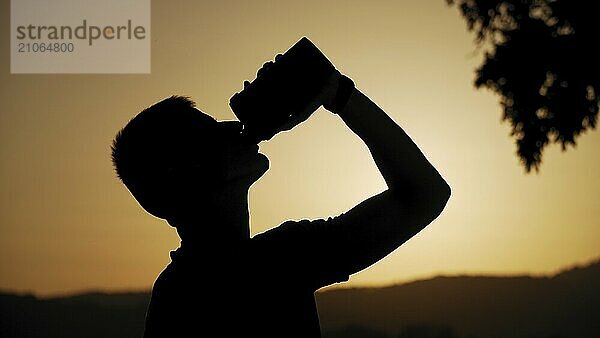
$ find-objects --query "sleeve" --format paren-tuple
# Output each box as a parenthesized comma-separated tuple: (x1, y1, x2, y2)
(252, 214, 355, 290)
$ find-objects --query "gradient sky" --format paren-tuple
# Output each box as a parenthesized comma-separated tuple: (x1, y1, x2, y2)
(1, 0, 599, 297)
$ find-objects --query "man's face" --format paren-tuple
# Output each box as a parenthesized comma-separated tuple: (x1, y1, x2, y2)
(165, 117, 269, 210)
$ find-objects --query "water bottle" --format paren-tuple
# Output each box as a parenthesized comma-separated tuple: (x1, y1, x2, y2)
(230, 37, 335, 142)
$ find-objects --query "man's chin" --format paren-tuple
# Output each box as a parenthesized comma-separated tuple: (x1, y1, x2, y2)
(227, 153, 269, 186)
(249, 153, 270, 183)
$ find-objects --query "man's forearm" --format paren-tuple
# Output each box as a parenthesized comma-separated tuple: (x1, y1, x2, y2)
(336, 87, 450, 202)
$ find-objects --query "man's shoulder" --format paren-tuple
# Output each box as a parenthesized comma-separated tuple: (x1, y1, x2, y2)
(249, 216, 351, 288)
(251, 217, 334, 242)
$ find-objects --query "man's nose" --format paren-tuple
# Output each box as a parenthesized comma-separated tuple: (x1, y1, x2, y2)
(219, 121, 244, 135)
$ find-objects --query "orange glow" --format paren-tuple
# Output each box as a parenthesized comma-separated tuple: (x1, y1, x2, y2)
(1, 0, 598, 296)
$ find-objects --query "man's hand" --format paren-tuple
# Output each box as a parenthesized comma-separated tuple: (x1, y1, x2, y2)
(255, 55, 341, 136)
(274, 68, 340, 134)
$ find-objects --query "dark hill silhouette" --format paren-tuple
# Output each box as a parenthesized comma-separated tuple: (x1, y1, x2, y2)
(1, 259, 598, 338)
(318, 259, 600, 338)
(0, 291, 150, 338)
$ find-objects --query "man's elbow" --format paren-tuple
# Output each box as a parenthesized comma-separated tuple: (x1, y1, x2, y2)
(410, 179, 451, 223)
(437, 181, 451, 210)
(429, 180, 451, 218)
(389, 178, 451, 221)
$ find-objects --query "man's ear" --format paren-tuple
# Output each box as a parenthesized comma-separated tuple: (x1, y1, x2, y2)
(128, 176, 173, 220)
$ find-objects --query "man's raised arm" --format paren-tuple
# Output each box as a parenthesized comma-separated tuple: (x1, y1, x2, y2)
(317, 72, 451, 275)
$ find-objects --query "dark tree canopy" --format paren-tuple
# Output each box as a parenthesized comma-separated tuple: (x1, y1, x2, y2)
(448, 0, 599, 172)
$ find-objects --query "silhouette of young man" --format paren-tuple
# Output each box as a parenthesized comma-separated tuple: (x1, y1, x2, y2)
(111, 67, 450, 337)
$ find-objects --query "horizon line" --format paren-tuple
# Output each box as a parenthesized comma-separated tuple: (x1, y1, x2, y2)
(3, 255, 598, 300)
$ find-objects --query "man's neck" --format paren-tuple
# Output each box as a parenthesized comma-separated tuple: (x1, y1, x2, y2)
(170, 188, 251, 248)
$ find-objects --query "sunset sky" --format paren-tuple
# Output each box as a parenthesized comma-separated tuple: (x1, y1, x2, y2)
(1, 0, 598, 297)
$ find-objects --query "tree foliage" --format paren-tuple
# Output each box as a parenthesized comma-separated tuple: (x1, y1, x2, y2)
(448, 0, 599, 172)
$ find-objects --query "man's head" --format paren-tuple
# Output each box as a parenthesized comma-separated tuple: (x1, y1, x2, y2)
(111, 96, 269, 221)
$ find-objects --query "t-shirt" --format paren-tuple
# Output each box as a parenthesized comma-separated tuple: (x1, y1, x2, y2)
(143, 216, 352, 338)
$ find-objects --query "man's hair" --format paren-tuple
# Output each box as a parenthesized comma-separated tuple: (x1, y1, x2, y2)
(111, 95, 217, 218)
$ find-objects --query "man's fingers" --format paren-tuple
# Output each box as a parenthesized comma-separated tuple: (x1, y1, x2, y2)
(257, 61, 274, 77)
(277, 103, 319, 133)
